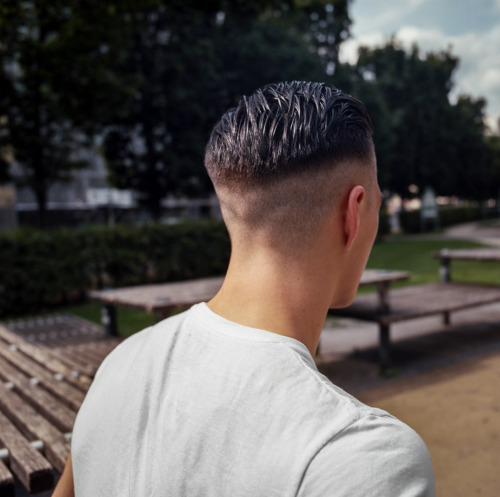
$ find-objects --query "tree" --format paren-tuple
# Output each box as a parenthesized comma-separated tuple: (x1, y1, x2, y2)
(103, 0, 351, 220)
(484, 132, 500, 203)
(0, 0, 139, 227)
(341, 39, 493, 201)
(442, 96, 491, 200)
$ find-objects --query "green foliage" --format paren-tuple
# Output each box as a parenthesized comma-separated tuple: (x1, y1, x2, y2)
(0, 220, 230, 316)
(102, 0, 350, 219)
(399, 205, 484, 233)
(334, 40, 493, 201)
(0, 0, 141, 226)
(484, 134, 500, 197)
(377, 208, 391, 238)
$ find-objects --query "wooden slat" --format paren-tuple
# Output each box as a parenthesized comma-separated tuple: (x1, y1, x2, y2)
(54, 341, 118, 372)
(0, 356, 76, 433)
(60, 344, 103, 364)
(0, 410, 53, 493)
(90, 276, 225, 313)
(359, 269, 409, 286)
(0, 344, 85, 411)
(67, 343, 113, 365)
(0, 458, 14, 497)
(0, 325, 92, 389)
(0, 383, 70, 473)
(39, 345, 97, 378)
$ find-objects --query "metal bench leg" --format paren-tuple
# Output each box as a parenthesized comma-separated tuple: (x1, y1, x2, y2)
(443, 311, 451, 325)
(102, 305, 118, 336)
(379, 324, 392, 370)
(439, 258, 451, 282)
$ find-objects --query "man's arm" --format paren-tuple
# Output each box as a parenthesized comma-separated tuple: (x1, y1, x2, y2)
(51, 452, 75, 497)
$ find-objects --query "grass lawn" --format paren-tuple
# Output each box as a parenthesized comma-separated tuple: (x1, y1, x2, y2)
(366, 237, 500, 286)
(6, 236, 500, 337)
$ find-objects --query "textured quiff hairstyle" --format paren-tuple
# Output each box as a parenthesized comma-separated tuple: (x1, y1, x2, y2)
(204, 81, 375, 248)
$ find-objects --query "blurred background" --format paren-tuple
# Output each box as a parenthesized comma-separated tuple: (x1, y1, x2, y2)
(1, 2, 500, 496)
(2, 0, 500, 317)
(0, 0, 499, 231)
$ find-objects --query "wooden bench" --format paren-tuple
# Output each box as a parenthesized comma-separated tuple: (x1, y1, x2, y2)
(432, 248, 500, 282)
(0, 317, 120, 495)
(332, 282, 500, 369)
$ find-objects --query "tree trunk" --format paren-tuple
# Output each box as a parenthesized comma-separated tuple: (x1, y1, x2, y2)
(34, 185, 47, 229)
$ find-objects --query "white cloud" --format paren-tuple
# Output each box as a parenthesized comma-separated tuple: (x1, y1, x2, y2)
(452, 26, 500, 130)
(348, 0, 432, 34)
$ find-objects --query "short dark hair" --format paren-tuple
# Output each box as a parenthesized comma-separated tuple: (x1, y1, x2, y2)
(205, 81, 373, 184)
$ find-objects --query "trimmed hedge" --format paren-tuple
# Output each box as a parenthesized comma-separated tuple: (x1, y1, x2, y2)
(0, 220, 231, 317)
(399, 205, 484, 233)
(377, 209, 391, 238)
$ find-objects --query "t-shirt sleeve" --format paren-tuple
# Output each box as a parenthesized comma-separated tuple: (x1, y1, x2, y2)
(297, 414, 436, 497)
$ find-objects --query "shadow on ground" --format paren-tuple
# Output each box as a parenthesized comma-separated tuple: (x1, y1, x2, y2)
(319, 320, 500, 395)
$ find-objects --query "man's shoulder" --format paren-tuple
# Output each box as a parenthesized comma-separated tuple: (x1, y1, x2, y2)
(298, 408, 435, 496)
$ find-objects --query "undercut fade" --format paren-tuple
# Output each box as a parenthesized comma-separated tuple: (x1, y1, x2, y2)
(205, 81, 373, 184)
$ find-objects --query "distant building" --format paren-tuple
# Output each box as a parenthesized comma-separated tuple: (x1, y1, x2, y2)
(1, 145, 220, 230)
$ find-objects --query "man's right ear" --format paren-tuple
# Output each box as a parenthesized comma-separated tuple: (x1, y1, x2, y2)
(344, 185, 365, 250)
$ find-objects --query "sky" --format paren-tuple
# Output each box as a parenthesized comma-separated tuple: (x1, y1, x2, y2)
(339, 0, 500, 132)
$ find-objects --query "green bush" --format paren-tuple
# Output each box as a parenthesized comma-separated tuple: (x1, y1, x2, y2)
(377, 209, 391, 238)
(399, 205, 484, 233)
(0, 220, 230, 317)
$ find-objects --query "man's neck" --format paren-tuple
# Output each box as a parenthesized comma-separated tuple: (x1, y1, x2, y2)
(207, 247, 339, 356)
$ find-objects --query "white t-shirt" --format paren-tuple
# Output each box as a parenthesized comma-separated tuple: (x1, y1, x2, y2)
(72, 303, 435, 496)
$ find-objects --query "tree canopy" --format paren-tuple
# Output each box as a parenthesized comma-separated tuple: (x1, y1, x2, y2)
(2, 1, 498, 226)
(334, 39, 496, 202)
(102, 0, 351, 218)
(0, 0, 140, 226)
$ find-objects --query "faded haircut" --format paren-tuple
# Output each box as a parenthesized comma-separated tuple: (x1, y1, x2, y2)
(204, 81, 375, 247)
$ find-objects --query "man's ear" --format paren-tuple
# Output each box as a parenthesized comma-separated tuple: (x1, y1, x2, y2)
(344, 185, 365, 250)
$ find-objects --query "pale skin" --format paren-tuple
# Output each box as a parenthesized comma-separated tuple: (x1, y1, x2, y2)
(209, 157, 382, 356)
(52, 158, 381, 496)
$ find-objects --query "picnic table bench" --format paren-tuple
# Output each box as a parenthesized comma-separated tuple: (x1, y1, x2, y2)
(91, 270, 410, 336)
(333, 249, 500, 368)
(91, 276, 226, 336)
(432, 247, 500, 282)
(0, 319, 120, 495)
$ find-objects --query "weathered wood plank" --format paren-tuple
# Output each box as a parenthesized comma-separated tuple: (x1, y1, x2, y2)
(90, 276, 225, 313)
(0, 410, 53, 493)
(359, 269, 409, 286)
(0, 383, 70, 473)
(0, 325, 92, 389)
(38, 345, 96, 379)
(0, 457, 14, 497)
(0, 344, 85, 411)
(0, 356, 76, 433)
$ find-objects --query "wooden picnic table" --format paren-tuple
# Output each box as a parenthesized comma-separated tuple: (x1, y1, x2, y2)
(90, 276, 225, 336)
(334, 250, 500, 369)
(91, 270, 410, 336)
(433, 247, 500, 282)
(0, 322, 120, 495)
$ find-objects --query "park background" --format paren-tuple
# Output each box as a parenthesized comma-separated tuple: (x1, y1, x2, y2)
(1, 1, 500, 496)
